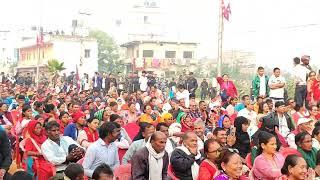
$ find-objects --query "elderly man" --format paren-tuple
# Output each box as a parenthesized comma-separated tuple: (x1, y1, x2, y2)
(41, 121, 85, 173)
(83, 122, 121, 178)
(170, 132, 203, 180)
(193, 119, 207, 150)
(287, 117, 313, 149)
(189, 100, 201, 119)
(131, 131, 169, 180)
(237, 100, 258, 137)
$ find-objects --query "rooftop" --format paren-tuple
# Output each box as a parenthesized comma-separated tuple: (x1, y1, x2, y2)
(121, 40, 198, 47)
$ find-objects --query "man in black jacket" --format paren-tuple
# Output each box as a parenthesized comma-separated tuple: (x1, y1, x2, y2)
(185, 72, 198, 98)
(0, 128, 12, 180)
(262, 101, 295, 137)
(170, 132, 203, 180)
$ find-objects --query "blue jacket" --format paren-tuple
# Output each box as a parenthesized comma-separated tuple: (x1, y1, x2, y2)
(64, 123, 78, 140)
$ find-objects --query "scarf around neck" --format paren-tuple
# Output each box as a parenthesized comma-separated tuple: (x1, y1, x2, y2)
(83, 127, 99, 143)
(145, 141, 165, 180)
(297, 146, 317, 168)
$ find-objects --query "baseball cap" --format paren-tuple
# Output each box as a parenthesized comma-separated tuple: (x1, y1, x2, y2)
(297, 117, 312, 126)
(301, 55, 310, 61)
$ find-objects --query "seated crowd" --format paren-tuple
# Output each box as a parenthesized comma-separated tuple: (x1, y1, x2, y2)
(1, 80, 320, 180)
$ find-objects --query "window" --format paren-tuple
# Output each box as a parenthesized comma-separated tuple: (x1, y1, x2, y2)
(165, 51, 176, 58)
(143, 50, 153, 57)
(183, 51, 193, 59)
(136, 50, 139, 58)
(85, 49, 90, 58)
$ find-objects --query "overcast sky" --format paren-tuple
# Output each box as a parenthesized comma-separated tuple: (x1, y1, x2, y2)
(1, 0, 320, 69)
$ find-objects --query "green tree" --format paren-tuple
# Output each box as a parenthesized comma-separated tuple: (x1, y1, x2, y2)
(47, 59, 66, 74)
(89, 30, 123, 73)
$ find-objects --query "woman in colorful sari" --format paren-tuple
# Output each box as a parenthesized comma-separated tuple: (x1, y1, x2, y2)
(24, 120, 54, 180)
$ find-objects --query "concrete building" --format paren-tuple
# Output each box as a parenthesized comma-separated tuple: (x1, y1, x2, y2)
(17, 35, 98, 76)
(121, 40, 198, 75)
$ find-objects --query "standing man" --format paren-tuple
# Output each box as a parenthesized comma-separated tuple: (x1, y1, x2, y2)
(185, 72, 198, 98)
(252, 66, 269, 100)
(139, 71, 148, 92)
(268, 67, 286, 104)
(92, 72, 102, 91)
(131, 132, 169, 180)
(293, 56, 311, 107)
(200, 79, 209, 100)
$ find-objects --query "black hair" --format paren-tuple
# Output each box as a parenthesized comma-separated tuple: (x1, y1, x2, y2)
(212, 127, 226, 136)
(34, 115, 42, 120)
(204, 139, 219, 154)
(59, 111, 69, 120)
(257, 66, 264, 71)
(99, 122, 120, 139)
(216, 149, 239, 170)
(133, 122, 154, 141)
(312, 126, 320, 138)
(228, 97, 238, 104)
(177, 84, 185, 89)
(11, 171, 33, 180)
(315, 121, 320, 128)
(45, 121, 60, 131)
(257, 131, 275, 155)
(87, 117, 99, 124)
(293, 104, 303, 112)
(34, 101, 43, 109)
(92, 163, 114, 180)
(109, 101, 117, 107)
(22, 104, 32, 117)
(156, 122, 168, 131)
(317, 150, 320, 165)
(199, 100, 206, 105)
(293, 57, 300, 65)
(241, 95, 249, 101)
(295, 131, 310, 146)
(281, 154, 302, 175)
(275, 101, 285, 108)
(143, 104, 152, 113)
(265, 99, 273, 104)
(258, 102, 268, 114)
(44, 104, 55, 113)
(109, 114, 121, 122)
(273, 67, 280, 72)
(64, 163, 84, 180)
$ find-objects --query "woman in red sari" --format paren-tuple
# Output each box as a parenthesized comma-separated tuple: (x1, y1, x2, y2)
(24, 120, 54, 180)
(308, 71, 320, 106)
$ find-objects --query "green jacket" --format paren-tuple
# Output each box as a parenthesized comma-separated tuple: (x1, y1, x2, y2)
(252, 75, 270, 98)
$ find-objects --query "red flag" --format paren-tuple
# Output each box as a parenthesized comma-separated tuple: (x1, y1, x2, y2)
(222, 0, 231, 21)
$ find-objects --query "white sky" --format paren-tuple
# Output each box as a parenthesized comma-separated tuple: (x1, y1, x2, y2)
(1, 0, 320, 69)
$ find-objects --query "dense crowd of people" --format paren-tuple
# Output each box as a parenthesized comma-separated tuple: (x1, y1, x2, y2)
(1, 55, 320, 180)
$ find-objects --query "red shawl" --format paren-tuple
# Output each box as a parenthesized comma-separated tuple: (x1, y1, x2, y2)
(83, 127, 99, 142)
(27, 120, 47, 145)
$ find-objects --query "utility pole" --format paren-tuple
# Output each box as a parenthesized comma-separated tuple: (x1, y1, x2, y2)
(217, 0, 224, 76)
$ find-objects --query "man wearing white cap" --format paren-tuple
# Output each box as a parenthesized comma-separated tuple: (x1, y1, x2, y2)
(293, 55, 311, 107)
(287, 117, 313, 149)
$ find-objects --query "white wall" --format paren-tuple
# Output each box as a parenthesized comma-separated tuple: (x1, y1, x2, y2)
(52, 39, 98, 76)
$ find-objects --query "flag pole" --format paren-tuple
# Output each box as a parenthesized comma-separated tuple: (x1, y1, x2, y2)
(217, 0, 224, 77)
